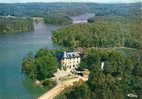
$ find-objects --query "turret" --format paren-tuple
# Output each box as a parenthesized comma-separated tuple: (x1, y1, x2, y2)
(63, 51, 67, 58)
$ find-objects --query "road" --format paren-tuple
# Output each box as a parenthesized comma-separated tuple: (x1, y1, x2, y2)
(38, 76, 88, 99)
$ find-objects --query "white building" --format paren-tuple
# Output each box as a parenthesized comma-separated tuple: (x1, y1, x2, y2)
(58, 51, 81, 69)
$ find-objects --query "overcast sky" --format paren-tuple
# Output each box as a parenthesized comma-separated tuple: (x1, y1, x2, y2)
(0, 0, 141, 3)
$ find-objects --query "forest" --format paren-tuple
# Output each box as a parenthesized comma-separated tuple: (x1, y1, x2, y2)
(53, 16, 142, 49)
(0, 3, 140, 17)
(22, 48, 68, 89)
(22, 47, 142, 98)
(56, 48, 142, 99)
(44, 13, 72, 25)
(0, 3, 89, 17)
(0, 3, 141, 25)
(51, 4, 142, 98)
(0, 17, 34, 33)
(22, 49, 60, 80)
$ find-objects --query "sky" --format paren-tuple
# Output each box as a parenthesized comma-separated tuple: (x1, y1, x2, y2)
(0, 0, 141, 3)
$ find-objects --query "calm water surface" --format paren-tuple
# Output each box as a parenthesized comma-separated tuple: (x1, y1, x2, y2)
(0, 22, 59, 99)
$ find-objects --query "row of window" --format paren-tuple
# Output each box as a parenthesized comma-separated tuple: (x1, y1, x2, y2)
(62, 60, 80, 64)
(62, 59, 80, 62)
(63, 58, 80, 61)
(63, 64, 78, 68)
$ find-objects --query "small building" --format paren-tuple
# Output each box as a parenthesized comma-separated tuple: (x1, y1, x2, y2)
(70, 13, 95, 24)
(73, 20, 88, 24)
(57, 51, 81, 69)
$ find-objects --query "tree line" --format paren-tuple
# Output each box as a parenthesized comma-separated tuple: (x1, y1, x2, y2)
(53, 16, 142, 49)
(44, 13, 72, 25)
(22, 49, 60, 80)
(0, 3, 140, 25)
(0, 3, 140, 17)
(56, 48, 142, 99)
(0, 17, 34, 34)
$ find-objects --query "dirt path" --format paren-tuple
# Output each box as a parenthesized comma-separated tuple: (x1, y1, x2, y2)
(38, 76, 88, 99)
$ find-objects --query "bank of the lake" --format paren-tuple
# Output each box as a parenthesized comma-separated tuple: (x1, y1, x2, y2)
(0, 17, 34, 34)
(0, 22, 60, 99)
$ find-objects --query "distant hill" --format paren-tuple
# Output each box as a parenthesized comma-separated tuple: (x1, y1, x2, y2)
(0, 2, 141, 17)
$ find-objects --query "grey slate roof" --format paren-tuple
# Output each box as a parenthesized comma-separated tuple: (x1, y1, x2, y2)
(57, 51, 80, 59)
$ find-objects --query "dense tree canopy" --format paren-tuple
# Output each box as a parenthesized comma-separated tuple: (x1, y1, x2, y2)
(44, 13, 72, 25)
(56, 48, 142, 99)
(0, 3, 140, 17)
(80, 49, 133, 74)
(22, 49, 60, 80)
(0, 3, 140, 26)
(0, 3, 89, 17)
(53, 17, 142, 49)
(0, 17, 34, 34)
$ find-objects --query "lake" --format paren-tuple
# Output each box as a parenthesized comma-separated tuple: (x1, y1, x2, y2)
(0, 22, 59, 99)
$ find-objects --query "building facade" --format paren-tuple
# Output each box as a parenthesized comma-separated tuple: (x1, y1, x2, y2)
(59, 51, 81, 69)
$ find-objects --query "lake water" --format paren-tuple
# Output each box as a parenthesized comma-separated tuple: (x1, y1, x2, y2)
(0, 22, 59, 99)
